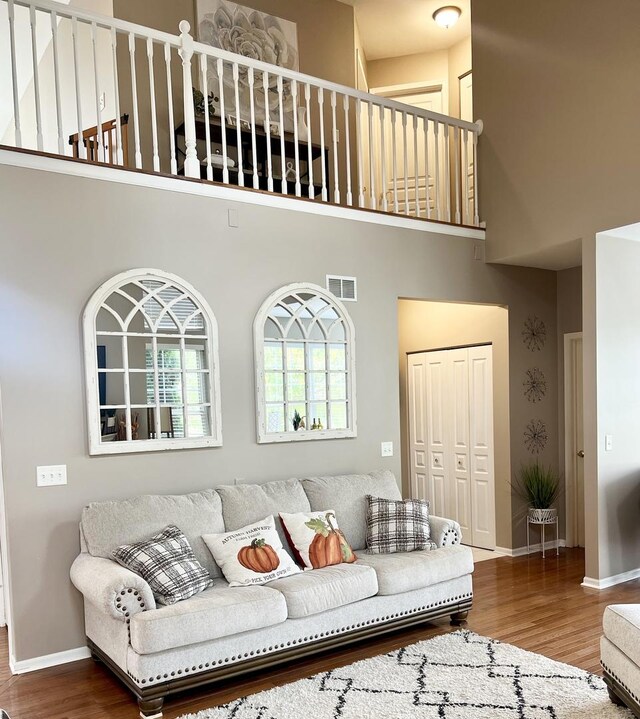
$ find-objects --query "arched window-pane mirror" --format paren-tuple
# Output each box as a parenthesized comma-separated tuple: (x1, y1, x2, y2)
(83, 269, 222, 455)
(254, 283, 357, 443)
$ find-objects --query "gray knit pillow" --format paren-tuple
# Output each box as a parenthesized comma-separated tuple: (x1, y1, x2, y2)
(365, 495, 436, 554)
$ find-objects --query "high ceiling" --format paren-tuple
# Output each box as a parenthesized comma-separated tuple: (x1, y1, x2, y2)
(340, 0, 472, 61)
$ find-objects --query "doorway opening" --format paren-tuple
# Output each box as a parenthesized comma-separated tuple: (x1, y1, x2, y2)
(398, 299, 510, 552)
(564, 332, 584, 547)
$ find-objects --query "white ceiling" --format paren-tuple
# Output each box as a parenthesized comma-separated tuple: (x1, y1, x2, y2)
(340, 0, 471, 61)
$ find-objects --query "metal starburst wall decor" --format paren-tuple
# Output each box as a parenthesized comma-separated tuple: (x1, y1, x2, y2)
(522, 315, 546, 352)
(524, 419, 548, 454)
(523, 368, 547, 403)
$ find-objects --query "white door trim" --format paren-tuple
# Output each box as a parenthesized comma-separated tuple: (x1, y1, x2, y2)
(564, 332, 583, 548)
(370, 80, 449, 121)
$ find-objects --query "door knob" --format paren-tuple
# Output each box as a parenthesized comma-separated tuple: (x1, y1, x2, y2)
(577, 450, 585, 458)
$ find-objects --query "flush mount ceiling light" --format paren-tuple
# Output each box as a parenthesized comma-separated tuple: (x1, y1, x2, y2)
(432, 5, 462, 28)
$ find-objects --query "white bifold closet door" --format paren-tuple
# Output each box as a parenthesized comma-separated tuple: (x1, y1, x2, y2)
(408, 345, 495, 549)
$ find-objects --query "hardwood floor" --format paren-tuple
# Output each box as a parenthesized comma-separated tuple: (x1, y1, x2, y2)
(0, 548, 638, 718)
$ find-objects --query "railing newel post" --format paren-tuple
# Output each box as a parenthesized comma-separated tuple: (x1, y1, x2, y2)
(178, 20, 199, 178)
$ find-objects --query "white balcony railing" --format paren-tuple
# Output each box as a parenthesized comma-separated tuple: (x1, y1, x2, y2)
(1, 0, 482, 226)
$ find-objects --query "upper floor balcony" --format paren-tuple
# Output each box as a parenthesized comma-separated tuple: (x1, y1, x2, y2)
(0, 0, 483, 230)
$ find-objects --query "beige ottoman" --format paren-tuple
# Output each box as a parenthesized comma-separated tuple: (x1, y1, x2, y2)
(602, 604, 640, 716)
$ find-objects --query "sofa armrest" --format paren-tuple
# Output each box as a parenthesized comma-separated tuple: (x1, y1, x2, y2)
(70, 553, 156, 621)
(430, 515, 462, 547)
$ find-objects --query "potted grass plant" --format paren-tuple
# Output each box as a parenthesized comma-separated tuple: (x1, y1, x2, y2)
(513, 462, 560, 523)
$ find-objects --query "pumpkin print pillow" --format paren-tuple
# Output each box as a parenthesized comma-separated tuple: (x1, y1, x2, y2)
(202, 515, 300, 587)
(279, 510, 357, 570)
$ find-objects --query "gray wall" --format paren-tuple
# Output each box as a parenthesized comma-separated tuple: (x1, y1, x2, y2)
(472, 0, 640, 269)
(0, 164, 557, 661)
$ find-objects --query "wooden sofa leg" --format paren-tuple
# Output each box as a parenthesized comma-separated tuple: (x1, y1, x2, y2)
(607, 686, 625, 707)
(450, 610, 469, 626)
(138, 697, 164, 719)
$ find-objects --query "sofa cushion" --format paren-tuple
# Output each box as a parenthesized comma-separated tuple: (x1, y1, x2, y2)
(217, 479, 311, 548)
(81, 490, 225, 578)
(603, 604, 640, 668)
(301, 471, 401, 551)
(129, 582, 287, 654)
(267, 564, 378, 618)
(356, 545, 473, 595)
(113, 525, 212, 605)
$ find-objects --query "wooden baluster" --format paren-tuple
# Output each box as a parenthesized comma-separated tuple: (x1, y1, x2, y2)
(424, 117, 431, 220)
(368, 101, 376, 210)
(216, 58, 229, 184)
(413, 114, 420, 218)
(29, 5, 43, 151)
(248, 67, 259, 190)
(277, 75, 286, 194)
(164, 42, 177, 175)
(453, 125, 461, 224)
(50, 11, 64, 155)
(292, 79, 301, 197)
(462, 127, 469, 225)
(317, 87, 327, 201)
(444, 122, 451, 222)
(402, 111, 409, 215)
(343, 95, 352, 206)
(71, 16, 86, 159)
(473, 126, 480, 226)
(356, 98, 364, 207)
(128, 32, 142, 168)
(111, 28, 124, 166)
(331, 91, 339, 204)
(433, 121, 441, 220)
(379, 104, 387, 212)
(146, 37, 159, 171)
(199, 53, 212, 181)
(391, 109, 398, 213)
(178, 21, 199, 177)
(90, 22, 104, 162)
(304, 84, 314, 198)
(7, 0, 22, 148)
(264, 70, 274, 192)
(233, 63, 244, 187)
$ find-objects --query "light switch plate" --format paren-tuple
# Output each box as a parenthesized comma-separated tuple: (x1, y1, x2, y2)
(228, 208, 239, 227)
(36, 465, 67, 487)
(605, 434, 613, 451)
(381, 441, 393, 457)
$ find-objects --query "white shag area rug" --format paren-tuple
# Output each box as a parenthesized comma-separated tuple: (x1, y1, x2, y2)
(177, 630, 632, 718)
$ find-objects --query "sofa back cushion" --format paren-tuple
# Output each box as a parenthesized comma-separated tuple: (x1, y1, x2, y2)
(81, 490, 225, 578)
(217, 479, 311, 549)
(301, 470, 401, 551)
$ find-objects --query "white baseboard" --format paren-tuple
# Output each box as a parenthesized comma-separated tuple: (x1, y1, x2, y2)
(10, 645, 90, 674)
(495, 539, 566, 558)
(582, 567, 640, 590)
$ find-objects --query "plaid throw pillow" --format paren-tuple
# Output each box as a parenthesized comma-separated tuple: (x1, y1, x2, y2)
(365, 495, 436, 554)
(113, 525, 212, 605)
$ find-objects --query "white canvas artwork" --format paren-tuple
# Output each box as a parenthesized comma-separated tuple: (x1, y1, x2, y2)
(196, 0, 299, 125)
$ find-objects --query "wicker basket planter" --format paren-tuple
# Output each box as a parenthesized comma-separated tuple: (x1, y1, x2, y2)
(528, 507, 557, 524)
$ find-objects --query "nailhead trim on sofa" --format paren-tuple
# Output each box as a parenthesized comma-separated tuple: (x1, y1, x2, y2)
(601, 660, 640, 704)
(125, 591, 473, 686)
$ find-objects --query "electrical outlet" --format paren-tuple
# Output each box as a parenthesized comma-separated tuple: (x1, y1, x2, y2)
(99, 92, 106, 111)
(36, 465, 67, 487)
(381, 441, 393, 457)
(234, 477, 244, 485)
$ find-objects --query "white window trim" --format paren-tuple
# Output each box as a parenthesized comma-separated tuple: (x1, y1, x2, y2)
(254, 282, 357, 444)
(83, 268, 222, 455)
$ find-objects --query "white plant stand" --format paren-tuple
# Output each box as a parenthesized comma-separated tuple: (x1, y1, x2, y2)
(526, 508, 559, 558)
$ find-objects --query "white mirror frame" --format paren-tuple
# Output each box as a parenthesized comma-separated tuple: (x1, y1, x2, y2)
(83, 268, 222, 455)
(254, 282, 357, 444)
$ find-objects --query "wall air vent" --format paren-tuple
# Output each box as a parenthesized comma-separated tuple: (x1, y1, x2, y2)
(326, 275, 357, 302)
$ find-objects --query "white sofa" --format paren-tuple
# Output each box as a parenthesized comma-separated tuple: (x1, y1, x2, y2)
(601, 604, 640, 716)
(70, 471, 473, 718)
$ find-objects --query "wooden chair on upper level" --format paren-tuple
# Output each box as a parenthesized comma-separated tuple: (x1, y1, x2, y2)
(68, 114, 129, 166)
